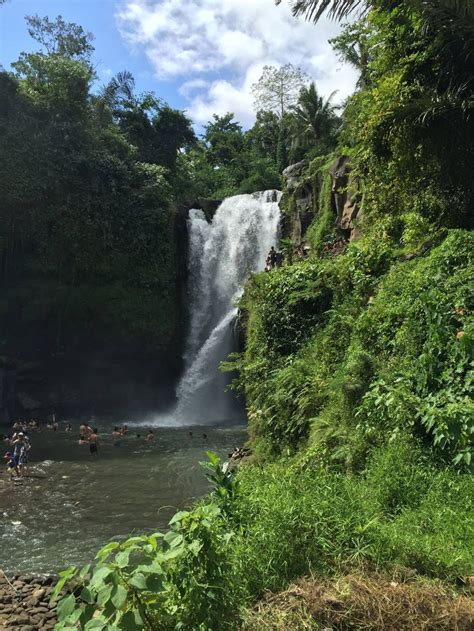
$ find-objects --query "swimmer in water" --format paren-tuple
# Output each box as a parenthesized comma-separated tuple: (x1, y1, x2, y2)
(121, 424, 129, 435)
(89, 429, 99, 456)
(80, 423, 93, 440)
(145, 430, 154, 442)
(112, 427, 122, 446)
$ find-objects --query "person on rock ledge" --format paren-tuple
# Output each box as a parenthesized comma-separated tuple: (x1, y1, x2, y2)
(268, 246, 277, 269)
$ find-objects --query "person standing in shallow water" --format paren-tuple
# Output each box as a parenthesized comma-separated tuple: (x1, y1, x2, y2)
(89, 429, 99, 456)
(112, 427, 122, 446)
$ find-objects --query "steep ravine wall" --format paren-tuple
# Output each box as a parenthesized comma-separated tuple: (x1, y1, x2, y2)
(0, 204, 190, 423)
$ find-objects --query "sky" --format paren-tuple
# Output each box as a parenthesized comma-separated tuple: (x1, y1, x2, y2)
(0, 0, 358, 129)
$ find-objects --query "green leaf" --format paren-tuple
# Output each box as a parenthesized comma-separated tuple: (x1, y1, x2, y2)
(65, 608, 83, 625)
(206, 451, 220, 466)
(135, 562, 163, 575)
(84, 619, 106, 630)
(122, 536, 146, 549)
(128, 574, 147, 590)
(57, 594, 76, 622)
(160, 546, 184, 561)
(169, 510, 190, 525)
(80, 586, 95, 605)
(97, 584, 113, 607)
(120, 611, 144, 631)
(79, 563, 91, 579)
(188, 540, 203, 555)
(96, 542, 119, 560)
(115, 550, 131, 568)
(50, 566, 77, 602)
(164, 532, 183, 548)
(111, 584, 128, 609)
(90, 566, 113, 589)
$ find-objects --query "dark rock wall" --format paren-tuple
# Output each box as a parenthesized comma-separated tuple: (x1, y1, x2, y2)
(281, 156, 362, 248)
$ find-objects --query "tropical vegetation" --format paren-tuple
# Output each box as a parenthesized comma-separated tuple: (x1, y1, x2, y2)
(1, 1, 473, 629)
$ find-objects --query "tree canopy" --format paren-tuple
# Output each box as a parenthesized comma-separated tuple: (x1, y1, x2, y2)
(251, 64, 308, 118)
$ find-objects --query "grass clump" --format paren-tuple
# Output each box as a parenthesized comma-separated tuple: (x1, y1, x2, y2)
(242, 572, 474, 631)
(230, 437, 473, 599)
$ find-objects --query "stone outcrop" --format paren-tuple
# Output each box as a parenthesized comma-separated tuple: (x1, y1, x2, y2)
(281, 160, 315, 246)
(281, 156, 363, 249)
(329, 155, 363, 240)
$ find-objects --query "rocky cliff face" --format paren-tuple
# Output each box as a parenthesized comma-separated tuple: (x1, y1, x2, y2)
(328, 156, 363, 240)
(281, 156, 362, 249)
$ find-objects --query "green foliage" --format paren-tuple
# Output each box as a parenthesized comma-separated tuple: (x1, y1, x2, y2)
(337, 3, 474, 229)
(0, 16, 191, 362)
(238, 229, 473, 466)
(54, 441, 473, 629)
(52, 453, 239, 631)
(289, 82, 340, 156)
(305, 157, 337, 253)
(231, 436, 473, 598)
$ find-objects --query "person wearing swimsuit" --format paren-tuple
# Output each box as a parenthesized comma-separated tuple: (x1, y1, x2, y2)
(89, 429, 99, 456)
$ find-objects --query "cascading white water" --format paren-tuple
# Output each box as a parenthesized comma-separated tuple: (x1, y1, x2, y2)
(174, 190, 281, 424)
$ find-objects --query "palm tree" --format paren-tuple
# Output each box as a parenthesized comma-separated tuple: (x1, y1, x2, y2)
(289, 82, 339, 151)
(101, 70, 135, 109)
(284, 0, 474, 23)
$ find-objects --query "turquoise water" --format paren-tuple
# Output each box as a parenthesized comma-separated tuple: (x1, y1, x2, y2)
(0, 420, 246, 574)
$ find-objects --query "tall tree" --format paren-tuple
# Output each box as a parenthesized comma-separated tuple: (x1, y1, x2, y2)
(25, 14, 94, 60)
(289, 81, 339, 152)
(251, 64, 308, 118)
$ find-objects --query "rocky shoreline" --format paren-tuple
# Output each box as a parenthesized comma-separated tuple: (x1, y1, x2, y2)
(0, 573, 57, 630)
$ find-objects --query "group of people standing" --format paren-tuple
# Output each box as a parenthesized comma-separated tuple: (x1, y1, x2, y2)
(264, 245, 283, 271)
(2, 417, 157, 480)
(3, 430, 31, 479)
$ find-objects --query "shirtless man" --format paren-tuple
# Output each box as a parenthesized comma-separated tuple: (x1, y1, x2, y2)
(88, 429, 99, 456)
(111, 427, 122, 446)
(80, 423, 93, 440)
(145, 430, 154, 442)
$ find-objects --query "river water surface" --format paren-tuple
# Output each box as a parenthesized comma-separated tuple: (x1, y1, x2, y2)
(0, 420, 246, 575)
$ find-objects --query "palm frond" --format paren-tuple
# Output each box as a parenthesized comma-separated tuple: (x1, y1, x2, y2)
(290, 0, 366, 22)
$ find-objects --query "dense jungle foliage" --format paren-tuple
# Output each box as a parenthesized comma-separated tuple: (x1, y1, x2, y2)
(0, 15, 334, 399)
(48, 1, 474, 630)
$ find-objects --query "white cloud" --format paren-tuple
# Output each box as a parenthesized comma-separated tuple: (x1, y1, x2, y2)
(179, 79, 210, 97)
(116, 0, 358, 126)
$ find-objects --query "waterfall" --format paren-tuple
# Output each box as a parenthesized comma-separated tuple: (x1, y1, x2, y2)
(174, 190, 281, 424)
